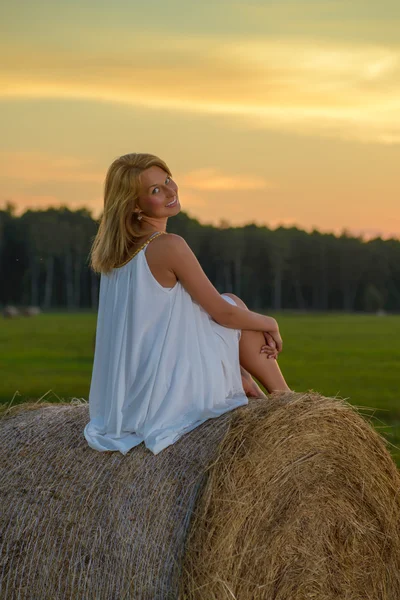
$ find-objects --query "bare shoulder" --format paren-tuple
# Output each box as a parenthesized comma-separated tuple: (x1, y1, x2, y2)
(154, 233, 197, 262)
(161, 233, 182, 241)
(149, 232, 189, 259)
(144, 232, 185, 262)
(156, 232, 186, 247)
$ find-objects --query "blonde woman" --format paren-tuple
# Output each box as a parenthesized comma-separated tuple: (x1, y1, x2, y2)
(84, 153, 291, 455)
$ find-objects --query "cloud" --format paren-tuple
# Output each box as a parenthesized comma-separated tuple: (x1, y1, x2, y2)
(179, 168, 276, 191)
(0, 151, 104, 184)
(1, 34, 400, 144)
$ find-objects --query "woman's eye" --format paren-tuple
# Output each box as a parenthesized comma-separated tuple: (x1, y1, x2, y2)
(152, 177, 171, 194)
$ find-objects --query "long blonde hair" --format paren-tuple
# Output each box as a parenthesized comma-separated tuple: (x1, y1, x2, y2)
(89, 153, 172, 274)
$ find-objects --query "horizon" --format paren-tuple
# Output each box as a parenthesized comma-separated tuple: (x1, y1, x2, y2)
(3, 200, 397, 244)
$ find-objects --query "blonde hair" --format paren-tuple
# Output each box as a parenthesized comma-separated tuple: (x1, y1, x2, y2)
(89, 153, 172, 275)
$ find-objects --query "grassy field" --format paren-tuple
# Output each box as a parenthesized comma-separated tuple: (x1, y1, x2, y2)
(1, 311, 399, 465)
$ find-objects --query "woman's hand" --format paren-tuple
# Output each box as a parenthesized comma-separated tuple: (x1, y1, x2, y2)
(260, 330, 282, 359)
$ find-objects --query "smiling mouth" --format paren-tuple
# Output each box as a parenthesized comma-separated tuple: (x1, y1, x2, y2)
(166, 197, 178, 207)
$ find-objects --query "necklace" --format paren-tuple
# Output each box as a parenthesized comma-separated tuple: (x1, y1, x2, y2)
(114, 231, 167, 269)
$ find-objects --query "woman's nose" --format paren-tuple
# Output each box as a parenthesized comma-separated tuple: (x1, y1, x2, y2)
(167, 187, 177, 198)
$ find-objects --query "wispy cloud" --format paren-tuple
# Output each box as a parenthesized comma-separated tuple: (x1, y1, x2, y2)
(1, 33, 399, 145)
(179, 168, 276, 191)
(0, 151, 104, 184)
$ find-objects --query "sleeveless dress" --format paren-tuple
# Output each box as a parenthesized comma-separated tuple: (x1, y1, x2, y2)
(83, 231, 248, 455)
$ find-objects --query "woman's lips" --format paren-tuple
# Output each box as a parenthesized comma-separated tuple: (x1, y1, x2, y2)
(166, 197, 178, 207)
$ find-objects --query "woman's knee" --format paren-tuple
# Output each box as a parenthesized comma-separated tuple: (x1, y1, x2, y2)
(222, 292, 248, 310)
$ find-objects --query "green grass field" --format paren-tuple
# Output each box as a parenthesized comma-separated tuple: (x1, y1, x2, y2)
(1, 311, 399, 465)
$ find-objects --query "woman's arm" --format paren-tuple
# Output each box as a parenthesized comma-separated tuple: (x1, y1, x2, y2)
(162, 233, 278, 333)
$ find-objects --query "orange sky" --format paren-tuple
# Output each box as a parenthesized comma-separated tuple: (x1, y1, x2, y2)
(1, 0, 399, 240)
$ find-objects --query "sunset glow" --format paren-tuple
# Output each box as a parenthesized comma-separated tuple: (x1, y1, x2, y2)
(1, 0, 399, 239)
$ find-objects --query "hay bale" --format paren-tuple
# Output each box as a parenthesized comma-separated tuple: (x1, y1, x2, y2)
(180, 392, 400, 599)
(0, 399, 231, 600)
(2, 305, 20, 319)
(1, 391, 400, 600)
(20, 306, 41, 317)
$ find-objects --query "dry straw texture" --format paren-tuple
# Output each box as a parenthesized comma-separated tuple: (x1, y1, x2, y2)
(1, 391, 400, 600)
(180, 391, 400, 600)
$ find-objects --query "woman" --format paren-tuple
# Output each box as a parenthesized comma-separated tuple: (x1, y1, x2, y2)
(84, 153, 291, 455)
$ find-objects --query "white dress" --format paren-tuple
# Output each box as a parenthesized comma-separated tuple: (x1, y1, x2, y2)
(83, 231, 248, 455)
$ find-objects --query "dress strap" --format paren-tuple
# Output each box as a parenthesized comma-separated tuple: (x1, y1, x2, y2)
(114, 231, 167, 269)
(143, 231, 167, 252)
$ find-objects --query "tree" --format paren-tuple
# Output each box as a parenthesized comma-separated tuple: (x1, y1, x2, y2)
(1, 205, 399, 313)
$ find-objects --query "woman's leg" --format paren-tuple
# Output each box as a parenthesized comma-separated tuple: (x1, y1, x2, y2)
(222, 293, 291, 394)
(239, 365, 268, 398)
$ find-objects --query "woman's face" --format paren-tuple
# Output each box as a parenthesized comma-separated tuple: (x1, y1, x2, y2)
(137, 165, 180, 218)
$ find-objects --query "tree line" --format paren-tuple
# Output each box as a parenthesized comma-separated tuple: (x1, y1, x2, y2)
(1, 202, 399, 313)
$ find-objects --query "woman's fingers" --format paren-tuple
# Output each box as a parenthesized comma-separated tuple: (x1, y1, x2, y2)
(263, 332, 276, 347)
(261, 340, 281, 355)
(261, 332, 276, 351)
(260, 347, 277, 359)
(262, 330, 282, 356)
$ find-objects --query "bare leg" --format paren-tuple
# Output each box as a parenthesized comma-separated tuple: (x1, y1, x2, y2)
(240, 365, 268, 398)
(223, 293, 292, 394)
(239, 330, 291, 393)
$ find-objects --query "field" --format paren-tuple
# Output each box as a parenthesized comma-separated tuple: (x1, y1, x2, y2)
(1, 311, 399, 466)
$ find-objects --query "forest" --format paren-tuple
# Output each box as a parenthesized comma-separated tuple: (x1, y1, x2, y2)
(1, 202, 399, 313)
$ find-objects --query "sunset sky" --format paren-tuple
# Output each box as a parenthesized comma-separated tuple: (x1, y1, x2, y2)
(1, 0, 399, 239)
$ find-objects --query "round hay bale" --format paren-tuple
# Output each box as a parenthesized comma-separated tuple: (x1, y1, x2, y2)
(180, 392, 400, 599)
(1, 391, 400, 600)
(0, 399, 232, 600)
(21, 306, 41, 317)
(2, 305, 20, 319)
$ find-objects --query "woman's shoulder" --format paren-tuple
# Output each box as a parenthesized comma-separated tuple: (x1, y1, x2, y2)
(148, 232, 187, 253)
(133, 231, 180, 254)
(157, 232, 184, 243)
(145, 232, 188, 265)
